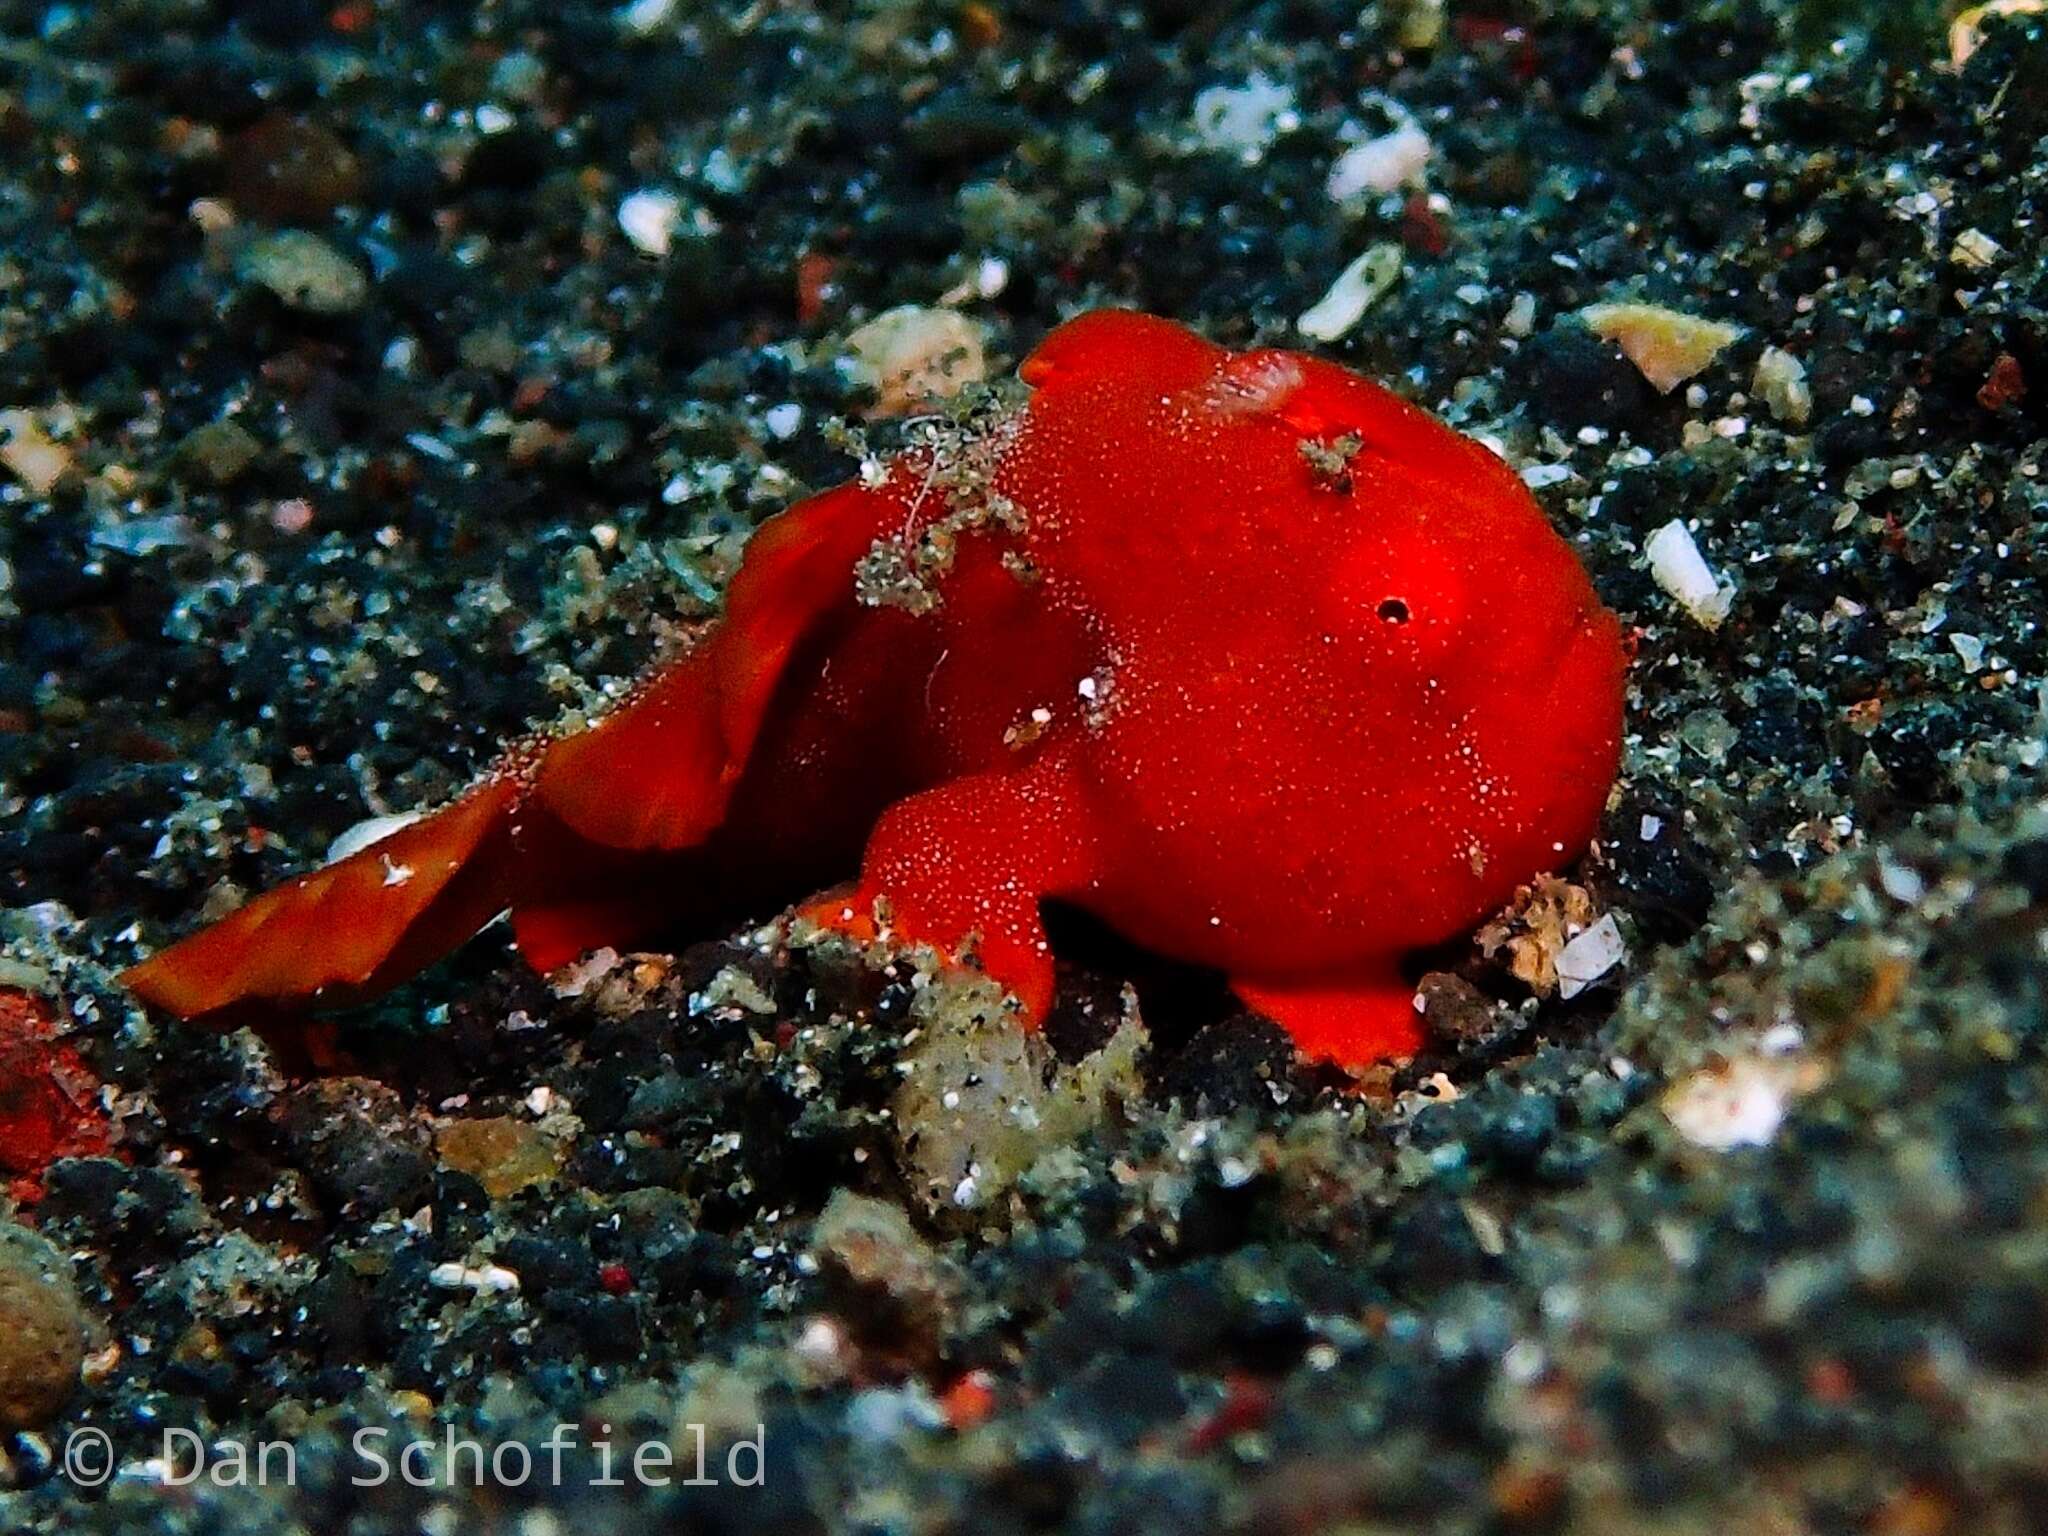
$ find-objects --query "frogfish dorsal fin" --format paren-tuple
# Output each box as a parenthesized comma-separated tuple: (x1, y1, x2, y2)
(533, 481, 898, 851)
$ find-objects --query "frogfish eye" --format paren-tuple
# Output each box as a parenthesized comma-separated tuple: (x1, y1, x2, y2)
(1376, 597, 1411, 625)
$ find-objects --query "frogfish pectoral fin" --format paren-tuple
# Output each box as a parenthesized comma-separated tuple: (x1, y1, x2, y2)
(808, 759, 1098, 1025)
(535, 481, 901, 852)
(121, 777, 524, 1022)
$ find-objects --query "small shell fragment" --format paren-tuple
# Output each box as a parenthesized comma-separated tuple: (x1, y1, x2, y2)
(1555, 914, 1627, 1000)
(428, 1261, 521, 1295)
(1580, 302, 1742, 394)
(1298, 245, 1404, 342)
(1644, 519, 1735, 630)
(238, 230, 368, 315)
(1949, 227, 2004, 270)
(1949, 0, 2046, 68)
(325, 811, 426, 865)
(1751, 346, 1812, 426)
(0, 410, 71, 497)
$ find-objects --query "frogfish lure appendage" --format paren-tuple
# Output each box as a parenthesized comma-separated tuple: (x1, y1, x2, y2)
(122, 310, 1627, 1074)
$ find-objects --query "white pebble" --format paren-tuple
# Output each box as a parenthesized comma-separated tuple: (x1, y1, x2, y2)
(618, 189, 682, 256)
(1877, 858, 1925, 905)
(618, 0, 677, 34)
(792, 1317, 849, 1378)
(1644, 519, 1735, 630)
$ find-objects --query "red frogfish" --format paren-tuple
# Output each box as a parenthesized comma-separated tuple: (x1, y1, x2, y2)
(122, 310, 1626, 1071)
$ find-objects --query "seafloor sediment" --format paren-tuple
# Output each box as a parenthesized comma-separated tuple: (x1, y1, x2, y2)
(2, 1, 2046, 1531)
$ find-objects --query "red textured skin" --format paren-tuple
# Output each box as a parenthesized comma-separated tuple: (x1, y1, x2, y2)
(122, 311, 1625, 1071)
(0, 989, 114, 1201)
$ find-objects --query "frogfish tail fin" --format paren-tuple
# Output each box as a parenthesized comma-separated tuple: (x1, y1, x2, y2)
(121, 777, 523, 1023)
(124, 477, 910, 1020)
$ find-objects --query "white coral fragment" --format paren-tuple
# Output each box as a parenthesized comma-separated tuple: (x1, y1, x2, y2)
(1326, 121, 1432, 201)
(1663, 1054, 1825, 1152)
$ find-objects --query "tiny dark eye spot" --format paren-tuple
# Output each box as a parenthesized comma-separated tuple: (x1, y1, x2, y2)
(1377, 598, 1410, 624)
